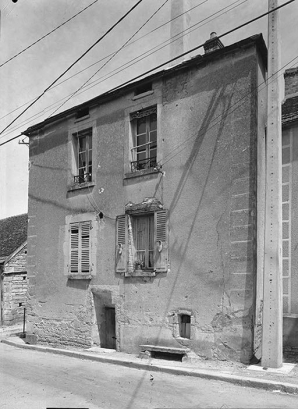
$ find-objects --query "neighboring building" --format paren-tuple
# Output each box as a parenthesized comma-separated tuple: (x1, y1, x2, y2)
(0, 214, 28, 326)
(23, 34, 267, 363)
(282, 67, 298, 349)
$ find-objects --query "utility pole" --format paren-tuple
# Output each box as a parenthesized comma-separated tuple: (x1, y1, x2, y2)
(261, 0, 283, 368)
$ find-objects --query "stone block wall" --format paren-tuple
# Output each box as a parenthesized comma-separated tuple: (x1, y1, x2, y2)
(2, 272, 27, 325)
(2, 245, 27, 326)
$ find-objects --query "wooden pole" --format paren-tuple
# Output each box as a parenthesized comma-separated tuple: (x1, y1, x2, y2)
(261, 0, 283, 368)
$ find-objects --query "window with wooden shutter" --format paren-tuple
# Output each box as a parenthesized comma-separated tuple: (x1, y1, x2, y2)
(70, 221, 91, 274)
(154, 210, 168, 272)
(116, 215, 127, 273)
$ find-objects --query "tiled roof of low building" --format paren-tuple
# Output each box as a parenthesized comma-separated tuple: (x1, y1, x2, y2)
(0, 213, 28, 261)
(282, 95, 298, 126)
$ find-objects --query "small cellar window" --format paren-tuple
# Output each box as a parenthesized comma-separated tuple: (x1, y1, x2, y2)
(179, 314, 191, 339)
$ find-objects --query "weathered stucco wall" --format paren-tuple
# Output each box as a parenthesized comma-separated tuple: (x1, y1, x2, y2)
(27, 39, 266, 361)
(2, 245, 27, 325)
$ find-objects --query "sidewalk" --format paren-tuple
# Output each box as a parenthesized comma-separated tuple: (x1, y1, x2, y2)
(2, 334, 298, 395)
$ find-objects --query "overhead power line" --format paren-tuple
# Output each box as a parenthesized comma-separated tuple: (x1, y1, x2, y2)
(0, 0, 244, 127)
(0, 0, 99, 68)
(0, 0, 144, 136)
(0, 0, 295, 145)
(48, 0, 171, 117)
(103, 0, 296, 96)
(0, 0, 208, 122)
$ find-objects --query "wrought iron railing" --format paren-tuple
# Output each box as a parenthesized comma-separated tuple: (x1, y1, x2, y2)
(131, 157, 157, 172)
(74, 173, 92, 184)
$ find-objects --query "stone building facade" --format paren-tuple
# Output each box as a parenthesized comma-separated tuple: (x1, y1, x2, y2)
(282, 67, 298, 349)
(0, 214, 28, 326)
(23, 34, 267, 362)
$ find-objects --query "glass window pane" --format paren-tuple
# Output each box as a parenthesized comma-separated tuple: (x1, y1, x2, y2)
(150, 148, 157, 159)
(79, 136, 86, 152)
(79, 152, 86, 168)
(150, 113, 157, 131)
(137, 134, 146, 147)
(137, 151, 146, 162)
(137, 117, 146, 134)
(150, 130, 157, 143)
(88, 135, 92, 150)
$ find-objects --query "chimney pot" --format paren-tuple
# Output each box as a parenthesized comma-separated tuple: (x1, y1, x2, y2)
(203, 32, 224, 54)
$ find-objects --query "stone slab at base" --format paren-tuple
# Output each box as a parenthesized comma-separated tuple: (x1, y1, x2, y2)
(248, 363, 295, 375)
(25, 333, 38, 345)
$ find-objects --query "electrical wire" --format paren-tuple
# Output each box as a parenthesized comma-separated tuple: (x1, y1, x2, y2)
(0, 0, 295, 145)
(159, 55, 298, 169)
(0, 0, 99, 68)
(0, 0, 245, 129)
(0, 0, 208, 122)
(48, 0, 171, 118)
(0, 0, 144, 136)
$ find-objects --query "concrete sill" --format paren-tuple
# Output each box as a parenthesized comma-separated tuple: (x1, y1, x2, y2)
(67, 274, 93, 280)
(125, 270, 156, 277)
(132, 90, 154, 100)
(68, 182, 95, 192)
(124, 169, 159, 180)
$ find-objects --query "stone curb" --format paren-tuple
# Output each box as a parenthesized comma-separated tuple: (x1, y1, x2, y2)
(2, 338, 298, 395)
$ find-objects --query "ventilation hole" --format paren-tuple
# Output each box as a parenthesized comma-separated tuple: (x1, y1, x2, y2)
(19, 303, 22, 307)
(99, 212, 104, 219)
(76, 107, 89, 119)
(135, 83, 152, 96)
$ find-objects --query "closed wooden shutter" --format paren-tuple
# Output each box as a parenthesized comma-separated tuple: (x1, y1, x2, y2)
(116, 215, 127, 273)
(69, 221, 91, 274)
(154, 210, 168, 272)
(81, 222, 91, 273)
(70, 224, 79, 273)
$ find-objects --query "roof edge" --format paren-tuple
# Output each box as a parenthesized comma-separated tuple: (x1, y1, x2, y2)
(23, 34, 267, 136)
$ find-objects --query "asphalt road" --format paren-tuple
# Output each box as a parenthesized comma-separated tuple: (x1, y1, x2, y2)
(0, 342, 298, 409)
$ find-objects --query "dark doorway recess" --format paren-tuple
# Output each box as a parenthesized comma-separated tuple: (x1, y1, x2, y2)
(104, 306, 116, 349)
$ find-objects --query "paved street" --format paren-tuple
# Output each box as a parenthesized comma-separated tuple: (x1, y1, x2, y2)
(0, 343, 298, 409)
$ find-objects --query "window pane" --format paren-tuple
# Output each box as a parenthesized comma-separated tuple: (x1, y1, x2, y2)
(79, 136, 86, 152)
(150, 113, 157, 131)
(79, 152, 86, 169)
(137, 151, 147, 162)
(88, 135, 92, 150)
(150, 130, 157, 143)
(150, 148, 157, 159)
(137, 134, 146, 148)
(137, 117, 146, 134)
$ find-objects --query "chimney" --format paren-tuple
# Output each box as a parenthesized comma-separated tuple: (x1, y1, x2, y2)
(203, 32, 224, 54)
(170, 0, 190, 65)
(284, 67, 298, 98)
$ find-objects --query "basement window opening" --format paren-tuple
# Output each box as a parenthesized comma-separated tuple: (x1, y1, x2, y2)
(179, 314, 191, 339)
(151, 351, 183, 362)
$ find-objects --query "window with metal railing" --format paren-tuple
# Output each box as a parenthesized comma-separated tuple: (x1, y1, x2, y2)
(131, 107, 157, 172)
(73, 128, 92, 184)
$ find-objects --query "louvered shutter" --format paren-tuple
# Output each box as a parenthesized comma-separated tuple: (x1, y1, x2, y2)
(116, 215, 127, 273)
(70, 224, 79, 273)
(154, 210, 168, 272)
(81, 221, 91, 273)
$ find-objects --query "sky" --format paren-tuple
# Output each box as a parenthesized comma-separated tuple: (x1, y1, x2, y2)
(0, 0, 297, 219)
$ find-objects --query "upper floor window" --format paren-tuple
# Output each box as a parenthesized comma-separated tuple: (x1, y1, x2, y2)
(73, 128, 92, 184)
(130, 107, 157, 173)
